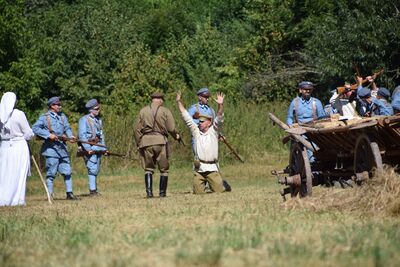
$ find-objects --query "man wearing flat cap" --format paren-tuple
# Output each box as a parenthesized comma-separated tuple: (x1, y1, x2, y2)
(32, 96, 78, 200)
(177, 91, 231, 194)
(134, 92, 181, 198)
(78, 99, 108, 196)
(356, 77, 393, 117)
(286, 81, 326, 126)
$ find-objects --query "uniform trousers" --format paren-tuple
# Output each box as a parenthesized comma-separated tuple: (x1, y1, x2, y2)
(193, 171, 225, 194)
(45, 156, 73, 193)
(140, 144, 169, 175)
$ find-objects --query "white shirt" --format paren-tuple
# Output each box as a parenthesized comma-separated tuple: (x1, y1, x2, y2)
(181, 110, 223, 172)
(329, 92, 358, 119)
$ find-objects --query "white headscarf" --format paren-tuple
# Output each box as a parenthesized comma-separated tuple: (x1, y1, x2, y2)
(0, 92, 17, 130)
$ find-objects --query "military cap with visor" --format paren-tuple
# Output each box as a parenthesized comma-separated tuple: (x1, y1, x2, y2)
(358, 87, 371, 99)
(377, 87, 390, 99)
(298, 81, 314, 89)
(197, 87, 211, 96)
(151, 92, 164, 99)
(85, 99, 99, 110)
(47, 96, 61, 106)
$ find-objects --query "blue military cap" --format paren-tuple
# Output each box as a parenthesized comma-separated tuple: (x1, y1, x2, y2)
(85, 99, 99, 110)
(377, 87, 390, 99)
(358, 87, 371, 98)
(197, 87, 211, 96)
(47, 96, 61, 106)
(298, 81, 314, 89)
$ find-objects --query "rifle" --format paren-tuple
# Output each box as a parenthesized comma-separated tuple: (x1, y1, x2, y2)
(76, 149, 133, 159)
(58, 135, 107, 148)
(218, 134, 244, 163)
(337, 68, 384, 94)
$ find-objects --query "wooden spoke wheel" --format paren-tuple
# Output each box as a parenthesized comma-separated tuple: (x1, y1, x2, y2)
(289, 142, 313, 198)
(353, 134, 383, 178)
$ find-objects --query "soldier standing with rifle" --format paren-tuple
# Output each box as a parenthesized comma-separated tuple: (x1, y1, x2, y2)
(134, 92, 181, 198)
(32, 96, 78, 200)
(78, 99, 108, 196)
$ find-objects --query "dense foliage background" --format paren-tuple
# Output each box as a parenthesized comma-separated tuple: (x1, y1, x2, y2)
(1, 0, 399, 121)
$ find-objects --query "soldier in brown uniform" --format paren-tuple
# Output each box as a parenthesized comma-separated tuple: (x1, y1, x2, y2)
(134, 92, 181, 198)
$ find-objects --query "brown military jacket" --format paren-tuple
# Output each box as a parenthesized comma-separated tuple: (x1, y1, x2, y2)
(135, 103, 178, 148)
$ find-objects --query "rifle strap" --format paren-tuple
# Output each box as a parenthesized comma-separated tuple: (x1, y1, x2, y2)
(45, 112, 65, 135)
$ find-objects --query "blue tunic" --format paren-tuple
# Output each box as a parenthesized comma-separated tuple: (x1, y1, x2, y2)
(188, 103, 216, 125)
(78, 114, 107, 191)
(32, 111, 74, 193)
(372, 98, 393, 116)
(392, 91, 400, 113)
(286, 96, 326, 126)
(32, 111, 73, 158)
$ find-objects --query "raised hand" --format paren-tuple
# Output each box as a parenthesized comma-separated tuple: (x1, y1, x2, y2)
(176, 91, 182, 102)
(214, 92, 225, 105)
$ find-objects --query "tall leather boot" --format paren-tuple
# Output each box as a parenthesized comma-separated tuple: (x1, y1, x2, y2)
(159, 175, 168, 197)
(145, 173, 153, 198)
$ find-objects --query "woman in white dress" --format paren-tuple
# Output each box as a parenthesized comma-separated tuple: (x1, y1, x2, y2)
(0, 92, 34, 206)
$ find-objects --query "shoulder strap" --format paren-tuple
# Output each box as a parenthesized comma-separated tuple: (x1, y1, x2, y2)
(45, 113, 53, 133)
(312, 98, 317, 121)
(86, 116, 96, 138)
(151, 105, 161, 131)
(294, 97, 299, 123)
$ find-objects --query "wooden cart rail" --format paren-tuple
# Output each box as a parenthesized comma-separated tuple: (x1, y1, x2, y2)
(269, 113, 400, 200)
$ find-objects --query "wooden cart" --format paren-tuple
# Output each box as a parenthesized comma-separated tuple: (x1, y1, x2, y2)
(269, 113, 400, 199)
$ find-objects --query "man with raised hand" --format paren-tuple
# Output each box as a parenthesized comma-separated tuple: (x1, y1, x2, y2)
(32, 96, 78, 200)
(176, 91, 231, 194)
(78, 99, 107, 196)
(134, 92, 181, 198)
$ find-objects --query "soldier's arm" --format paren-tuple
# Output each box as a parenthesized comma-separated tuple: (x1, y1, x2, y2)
(286, 100, 295, 126)
(32, 115, 51, 139)
(78, 117, 92, 151)
(134, 115, 142, 147)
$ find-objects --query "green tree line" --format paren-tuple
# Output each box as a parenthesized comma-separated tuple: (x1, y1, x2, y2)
(1, 0, 399, 121)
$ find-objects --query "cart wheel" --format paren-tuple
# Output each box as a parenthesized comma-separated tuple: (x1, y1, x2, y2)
(289, 142, 313, 197)
(354, 134, 383, 177)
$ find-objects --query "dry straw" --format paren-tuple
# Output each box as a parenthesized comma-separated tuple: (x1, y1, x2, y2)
(282, 166, 400, 217)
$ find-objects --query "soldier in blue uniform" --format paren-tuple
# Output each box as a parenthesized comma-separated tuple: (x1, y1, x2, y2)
(78, 99, 107, 196)
(188, 88, 216, 124)
(286, 81, 326, 126)
(356, 76, 393, 117)
(375, 87, 394, 116)
(32, 96, 78, 200)
(392, 86, 400, 114)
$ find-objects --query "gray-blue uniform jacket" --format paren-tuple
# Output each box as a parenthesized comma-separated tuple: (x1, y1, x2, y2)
(32, 111, 73, 158)
(78, 114, 106, 152)
(286, 96, 326, 126)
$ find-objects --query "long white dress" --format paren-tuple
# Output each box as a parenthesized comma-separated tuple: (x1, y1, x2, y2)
(0, 108, 34, 206)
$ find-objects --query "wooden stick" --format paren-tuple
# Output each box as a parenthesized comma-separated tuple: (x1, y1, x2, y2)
(31, 155, 53, 204)
(268, 113, 317, 152)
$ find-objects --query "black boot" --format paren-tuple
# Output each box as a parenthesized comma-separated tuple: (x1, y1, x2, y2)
(159, 175, 168, 197)
(145, 173, 153, 198)
(66, 192, 79, 200)
(223, 180, 232, 192)
(89, 189, 101, 196)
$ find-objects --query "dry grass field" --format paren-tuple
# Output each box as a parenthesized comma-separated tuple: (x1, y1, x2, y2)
(1, 154, 400, 267)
